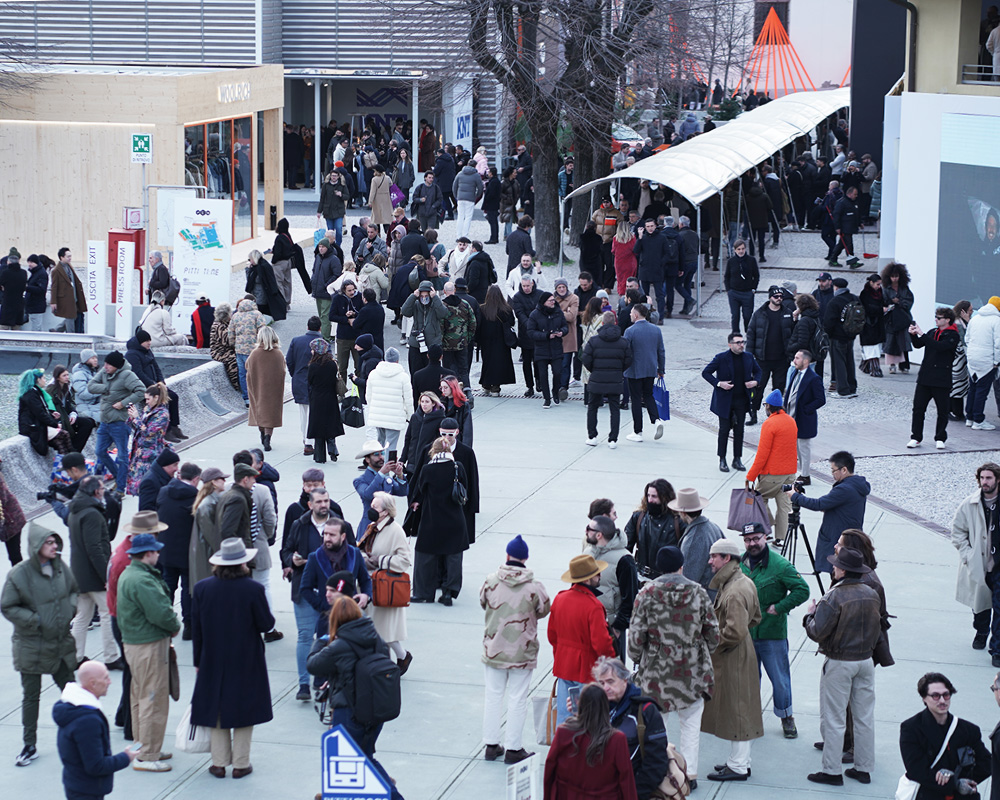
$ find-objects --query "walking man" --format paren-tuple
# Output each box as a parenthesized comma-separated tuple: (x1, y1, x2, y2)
(745, 286, 794, 425)
(115, 524, 180, 772)
(739, 522, 809, 739)
(804, 548, 881, 786)
(630, 545, 719, 786)
(480, 536, 551, 765)
(824, 277, 860, 398)
(285, 316, 322, 456)
(2, 525, 78, 767)
(745, 390, 798, 545)
(581, 310, 632, 448)
(703, 332, 762, 473)
(952, 462, 1000, 664)
(703, 538, 764, 782)
(623, 303, 666, 442)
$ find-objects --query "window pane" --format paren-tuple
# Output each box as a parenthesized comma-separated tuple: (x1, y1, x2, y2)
(233, 116, 253, 243)
(184, 124, 205, 189)
(206, 121, 232, 201)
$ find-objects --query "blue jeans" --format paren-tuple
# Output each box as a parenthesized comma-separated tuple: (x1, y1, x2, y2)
(293, 598, 320, 688)
(324, 216, 344, 247)
(560, 352, 573, 390)
(728, 289, 753, 333)
(967, 368, 996, 424)
(556, 678, 582, 726)
(236, 353, 249, 402)
(754, 638, 793, 718)
(641, 279, 667, 317)
(331, 707, 404, 800)
(96, 421, 129, 491)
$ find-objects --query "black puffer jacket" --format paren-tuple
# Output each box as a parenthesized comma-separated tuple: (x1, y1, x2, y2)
(581, 324, 633, 394)
(745, 302, 794, 362)
(526, 301, 569, 361)
(509, 284, 541, 350)
(306, 616, 388, 710)
(124, 337, 165, 386)
(786, 308, 821, 360)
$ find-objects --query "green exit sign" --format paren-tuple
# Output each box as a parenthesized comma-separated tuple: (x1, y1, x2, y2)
(131, 133, 152, 163)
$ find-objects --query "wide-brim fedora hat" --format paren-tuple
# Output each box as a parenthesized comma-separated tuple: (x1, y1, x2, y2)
(209, 537, 257, 566)
(827, 547, 871, 574)
(561, 554, 608, 584)
(668, 487, 709, 513)
(355, 441, 385, 460)
(123, 511, 168, 534)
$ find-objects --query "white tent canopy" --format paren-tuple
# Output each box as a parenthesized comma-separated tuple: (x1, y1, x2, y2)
(566, 87, 850, 208)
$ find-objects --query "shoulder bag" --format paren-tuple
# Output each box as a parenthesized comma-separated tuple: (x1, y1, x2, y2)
(637, 704, 691, 799)
(452, 460, 467, 506)
(372, 567, 411, 607)
(895, 714, 958, 800)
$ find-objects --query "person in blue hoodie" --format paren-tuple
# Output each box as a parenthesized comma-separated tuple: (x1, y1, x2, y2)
(300, 517, 372, 619)
(787, 450, 870, 573)
(53, 660, 136, 799)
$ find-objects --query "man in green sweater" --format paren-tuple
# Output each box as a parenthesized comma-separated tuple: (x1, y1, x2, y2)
(115, 515, 179, 772)
(739, 522, 809, 739)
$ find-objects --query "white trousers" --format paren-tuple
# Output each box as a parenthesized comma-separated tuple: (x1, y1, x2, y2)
(71, 591, 118, 662)
(726, 739, 752, 773)
(797, 437, 812, 478)
(482, 665, 533, 751)
(252, 568, 277, 631)
(298, 403, 309, 444)
(662, 697, 704, 779)
(456, 200, 475, 238)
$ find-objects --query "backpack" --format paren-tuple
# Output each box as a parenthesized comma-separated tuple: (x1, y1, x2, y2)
(164, 276, 181, 306)
(810, 319, 831, 361)
(348, 642, 401, 726)
(840, 298, 866, 337)
(662, 235, 679, 263)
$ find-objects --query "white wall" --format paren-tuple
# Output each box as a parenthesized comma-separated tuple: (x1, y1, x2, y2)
(879, 95, 901, 259)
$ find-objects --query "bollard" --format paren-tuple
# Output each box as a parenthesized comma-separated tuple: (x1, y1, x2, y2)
(270, 205, 277, 230)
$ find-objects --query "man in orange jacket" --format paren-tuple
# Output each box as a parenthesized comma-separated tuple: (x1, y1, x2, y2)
(746, 389, 799, 544)
(548, 554, 617, 724)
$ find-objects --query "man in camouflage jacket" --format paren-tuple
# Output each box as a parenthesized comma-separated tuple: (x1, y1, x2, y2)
(629, 545, 719, 784)
(479, 535, 551, 765)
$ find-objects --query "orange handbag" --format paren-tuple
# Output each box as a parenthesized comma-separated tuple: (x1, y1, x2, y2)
(372, 569, 411, 607)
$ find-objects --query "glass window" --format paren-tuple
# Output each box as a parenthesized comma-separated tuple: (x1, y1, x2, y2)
(184, 124, 205, 190)
(233, 116, 253, 243)
(206, 121, 233, 201)
(184, 117, 253, 245)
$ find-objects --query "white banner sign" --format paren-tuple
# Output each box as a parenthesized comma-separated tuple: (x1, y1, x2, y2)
(114, 241, 135, 340)
(172, 198, 232, 330)
(85, 240, 107, 336)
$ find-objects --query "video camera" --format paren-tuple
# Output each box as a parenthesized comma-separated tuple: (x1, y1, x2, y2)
(781, 480, 806, 497)
(36, 484, 74, 503)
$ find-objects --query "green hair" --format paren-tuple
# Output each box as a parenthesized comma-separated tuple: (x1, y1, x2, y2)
(17, 369, 44, 399)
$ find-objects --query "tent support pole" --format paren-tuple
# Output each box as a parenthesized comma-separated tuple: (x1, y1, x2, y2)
(558, 197, 565, 277)
(696, 203, 702, 317)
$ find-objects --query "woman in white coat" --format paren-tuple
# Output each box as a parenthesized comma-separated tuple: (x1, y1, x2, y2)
(140, 290, 187, 347)
(359, 491, 413, 673)
(364, 347, 413, 458)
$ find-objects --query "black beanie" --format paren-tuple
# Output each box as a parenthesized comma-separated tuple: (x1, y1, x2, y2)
(104, 351, 125, 369)
(135, 329, 152, 344)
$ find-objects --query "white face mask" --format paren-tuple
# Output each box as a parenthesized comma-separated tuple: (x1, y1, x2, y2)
(420, 296, 430, 305)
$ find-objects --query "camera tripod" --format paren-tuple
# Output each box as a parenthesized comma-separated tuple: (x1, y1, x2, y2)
(779, 503, 825, 594)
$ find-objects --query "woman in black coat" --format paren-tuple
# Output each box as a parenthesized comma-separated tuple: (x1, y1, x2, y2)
(17, 368, 72, 456)
(899, 672, 990, 800)
(190, 547, 274, 778)
(882, 261, 914, 373)
(579, 220, 604, 276)
(477, 286, 516, 395)
(400, 392, 445, 472)
(409, 438, 468, 604)
(47, 365, 96, 452)
(306, 339, 344, 463)
(482, 168, 501, 244)
(0, 258, 27, 329)
(859, 273, 885, 376)
(24, 256, 48, 327)
(786, 294, 822, 360)
(439, 376, 473, 446)
(245, 250, 287, 321)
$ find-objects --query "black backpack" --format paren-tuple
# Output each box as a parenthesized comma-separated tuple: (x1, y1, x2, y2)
(810, 320, 831, 360)
(348, 641, 401, 726)
(662, 235, 679, 263)
(840, 298, 866, 337)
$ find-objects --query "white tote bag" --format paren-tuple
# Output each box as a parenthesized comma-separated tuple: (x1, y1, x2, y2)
(895, 715, 958, 800)
(174, 705, 211, 754)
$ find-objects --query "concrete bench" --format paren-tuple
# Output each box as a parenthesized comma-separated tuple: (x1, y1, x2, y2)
(2, 360, 246, 519)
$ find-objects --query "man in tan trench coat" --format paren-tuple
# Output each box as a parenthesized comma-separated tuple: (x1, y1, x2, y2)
(702, 538, 763, 782)
(951, 462, 1000, 665)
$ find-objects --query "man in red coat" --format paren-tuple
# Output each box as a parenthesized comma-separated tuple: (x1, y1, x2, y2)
(548, 554, 617, 724)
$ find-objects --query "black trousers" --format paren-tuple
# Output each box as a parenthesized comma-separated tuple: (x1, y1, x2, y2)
(4, 532, 21, 565)
(67, 416, 97, 453)
(829, 338, 857, 395)
(485, 211, 499, 242)
(752, 359, 789, 410)
(600, 241, 615, 289)
(628, 377, 659, 433)
(832, 232, 855, 259)
(443, 348, 471, 391)
(587, 393, 621, 441)
(407, 346, 429, 376)
(821, 228, 838, 258)
(522, 348, 539, 390)
(160, 565, 190, 626)
(718, 403, 747, 459)
(412, 550, 463, 599)
(167, 388, 180, 428)
(535, 358, 560, 401)
(111, 616, 132, 740)
(911, 383, 950, 443)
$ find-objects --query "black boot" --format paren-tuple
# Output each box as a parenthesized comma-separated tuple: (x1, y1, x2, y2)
(259, 428, 266, 444)
(263, 433, 272, 452)
(328, 440, 338, 461)
(732, 457, 746, 471)
(719, 458, 730, 473)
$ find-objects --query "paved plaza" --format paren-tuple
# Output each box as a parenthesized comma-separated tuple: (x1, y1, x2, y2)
(2, 211, 1000, 800)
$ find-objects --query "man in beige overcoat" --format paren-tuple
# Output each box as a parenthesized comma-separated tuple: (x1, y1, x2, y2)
(951, 462, 1000, 666)
(702, 538, 763, 782)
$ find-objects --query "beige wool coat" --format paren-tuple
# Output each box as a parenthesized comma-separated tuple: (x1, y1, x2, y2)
(952, 490, 992, 613)
(700, 559, 764, 742)
(361, 518, 411, 643)
(368, 174, 393, 225)
(246, 346, 285, 428)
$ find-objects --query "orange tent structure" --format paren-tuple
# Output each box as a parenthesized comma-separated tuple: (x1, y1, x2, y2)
(734, 7, 816, 99)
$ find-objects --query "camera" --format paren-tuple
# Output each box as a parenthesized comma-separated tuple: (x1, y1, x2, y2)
(36, 489, 57, 502)
(415, 331, 428, 353)
(37, 484, 71, 503)
(782, 481, 806, 494)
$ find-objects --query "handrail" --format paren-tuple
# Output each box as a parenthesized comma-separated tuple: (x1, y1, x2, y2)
(961, 64, 999, 85)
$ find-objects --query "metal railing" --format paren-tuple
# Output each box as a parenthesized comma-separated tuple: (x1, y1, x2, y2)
(961, 64, 1000, 85)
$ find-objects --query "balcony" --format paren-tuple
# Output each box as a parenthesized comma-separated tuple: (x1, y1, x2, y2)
(962, 64, 999, 85)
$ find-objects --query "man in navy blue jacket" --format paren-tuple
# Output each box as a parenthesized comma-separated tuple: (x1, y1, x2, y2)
(623, 303, 665, 443)
(703, 332, 763, 473)
(783, 350, 826, 485)
(53, 661, 136, 798)
(300, 517, 372, 616)
(285, 316, 322, 456)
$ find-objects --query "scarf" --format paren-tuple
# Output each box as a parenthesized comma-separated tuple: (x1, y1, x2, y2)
(323, 543, 348, 572)
(934, 324, 958, 341)
(37, 386, 56, 414)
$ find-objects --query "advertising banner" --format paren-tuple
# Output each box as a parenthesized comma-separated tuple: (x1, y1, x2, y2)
(85, 240, 107, 336)
(172, 198, 232, 332)
(113, 240, 135, 340)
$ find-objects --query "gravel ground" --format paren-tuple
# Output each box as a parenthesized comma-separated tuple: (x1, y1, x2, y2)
(0, 374, 20, 441)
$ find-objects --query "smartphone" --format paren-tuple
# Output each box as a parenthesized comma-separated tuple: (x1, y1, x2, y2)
(568, 685, 581, 714)
(131, 742, 143, 752)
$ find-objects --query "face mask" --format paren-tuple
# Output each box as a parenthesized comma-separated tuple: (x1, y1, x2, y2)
(367, 508, 380, 522)
(420, 296, 430, 305)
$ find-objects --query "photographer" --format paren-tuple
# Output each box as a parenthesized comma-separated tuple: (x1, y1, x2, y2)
(42, 452, 121, 538)
(785, 450, 869, 574)
(400, 280, 447, 375)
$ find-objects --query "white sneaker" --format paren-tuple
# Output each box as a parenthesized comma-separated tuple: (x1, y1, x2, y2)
(133, 760, 172, 772)
(626, 433, 643, 443)
(973, 421, 997, 430)
(654, 420, 665, 440)
(585, 437, 599, 446)
(936, 440, 946, 450)
(608, 441, 618, 449)
(967, 418, 975, 427)
(569, 379, 582, 388)
(906, 439, 920, 448)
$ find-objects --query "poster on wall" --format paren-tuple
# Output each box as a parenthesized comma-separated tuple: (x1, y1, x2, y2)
(172, 198, 232, 332)
(936, 113, 1000, 307)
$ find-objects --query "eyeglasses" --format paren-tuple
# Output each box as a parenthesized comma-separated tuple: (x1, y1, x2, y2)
(439, 431, 457, 437)
(927, 692, 951, 701)
(585, 526, 600, 533)
(731, 340, 745, 345)
(991, 684, 1000, 692)
(743, 535, 766, 543)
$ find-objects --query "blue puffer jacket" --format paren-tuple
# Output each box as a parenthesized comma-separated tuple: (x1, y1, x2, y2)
(53, 683, 129, 798)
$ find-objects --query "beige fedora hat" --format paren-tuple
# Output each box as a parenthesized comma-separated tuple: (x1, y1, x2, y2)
(561, 554, 608, 584)
(667, 487, 710, 514)
(122, 511, 168, 535)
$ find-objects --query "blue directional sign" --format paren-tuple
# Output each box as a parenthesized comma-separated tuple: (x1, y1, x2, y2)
(321, 725, 392, 800)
